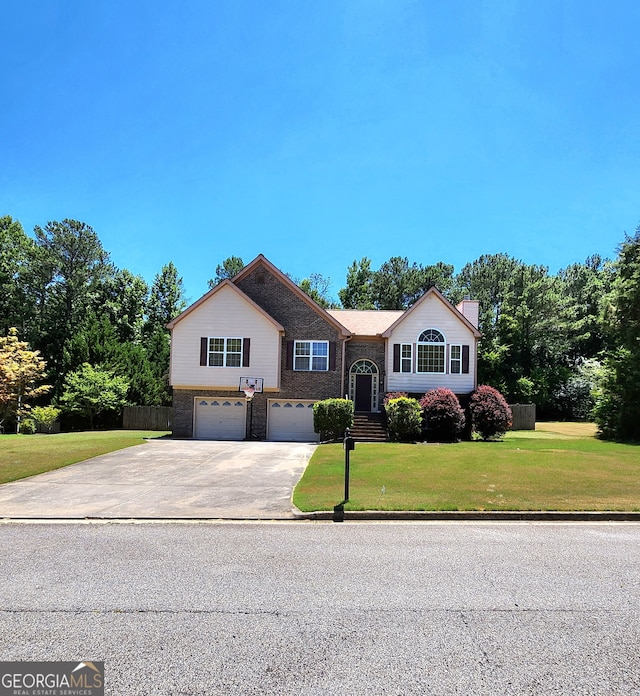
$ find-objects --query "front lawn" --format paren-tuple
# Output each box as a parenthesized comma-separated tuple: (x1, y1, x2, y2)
(293, 422, 640, 512)
(0, 430, 169, 484)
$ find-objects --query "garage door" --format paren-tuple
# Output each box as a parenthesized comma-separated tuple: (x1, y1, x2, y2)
(194, 398, 246, 440)
(268, 400, 319, 442)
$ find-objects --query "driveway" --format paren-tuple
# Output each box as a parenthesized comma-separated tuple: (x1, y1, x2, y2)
(0, 440, 317, 519)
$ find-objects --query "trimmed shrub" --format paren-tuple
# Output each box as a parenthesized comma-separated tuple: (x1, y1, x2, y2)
(419, 388, 465, 442)
(383, 392, 408, 406)
(313, 398, 354, 441)
(385, 397, 423, 442)
(470, 385, 512, 440)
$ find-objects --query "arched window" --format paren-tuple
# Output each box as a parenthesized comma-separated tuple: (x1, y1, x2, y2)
(417, 329, 445, 373)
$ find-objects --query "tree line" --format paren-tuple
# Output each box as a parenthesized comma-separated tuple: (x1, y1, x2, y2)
(1, 214, 639, 440)
(1, 216, 187, 428)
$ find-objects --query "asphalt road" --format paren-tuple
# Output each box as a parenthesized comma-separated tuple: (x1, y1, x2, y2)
(1, 521, 639, 695)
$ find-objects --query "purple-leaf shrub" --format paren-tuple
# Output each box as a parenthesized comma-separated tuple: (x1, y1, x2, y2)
(419, 388, 465, 442)
(470, 385, 512, 440)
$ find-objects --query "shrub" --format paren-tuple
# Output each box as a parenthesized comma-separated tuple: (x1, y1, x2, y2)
(385, 397, 423, 442)
(419, 388, 465, 442)
(383, 392, 408, 406)
(313, 398, 354, 441)
(470, 385, 512, 440)
(19, 417, 37, 435)
(31, 405, 61, 433)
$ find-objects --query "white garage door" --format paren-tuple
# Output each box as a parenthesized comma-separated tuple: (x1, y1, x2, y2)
(194, 398, 246, 440)
(268, 400, 319, 442)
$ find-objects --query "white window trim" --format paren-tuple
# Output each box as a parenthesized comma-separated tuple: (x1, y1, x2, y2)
(208, 337, 243, 368)
(450, 344, 462, 374)
(400, 343, 413, 373)
(416, 328, 446, 374)
(294, 340, 329, 372)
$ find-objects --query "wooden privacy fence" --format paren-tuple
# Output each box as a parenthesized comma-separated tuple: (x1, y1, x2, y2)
(509, 403, 536, 430)
(123, 406, 172, 431)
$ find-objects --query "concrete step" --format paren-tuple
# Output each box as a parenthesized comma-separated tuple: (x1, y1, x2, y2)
(351, 413, 388, 442)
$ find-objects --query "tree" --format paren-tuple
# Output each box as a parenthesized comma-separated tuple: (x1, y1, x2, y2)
(370, 256, 425, 309)
(594, 226, 640, 441)
(58, 363, 129, 429)
(339, 258, 375, 309)
(557, 255, 614, 362)
(207, 256, 245, 289)
(455, 254, 570, 416)
(143, 262, 187, 406)
(29, 219, 111, 392)
(95, 268, 149, 343)
(145, 262, 187, 333)
(0, 328, 51, 431)
(0, 216, 34, 335)
(298, 273, 335, 308)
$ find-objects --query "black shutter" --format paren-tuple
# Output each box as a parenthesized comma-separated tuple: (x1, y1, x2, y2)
(242, 338, 250, 367)
(462, 345, 470, 374)
(329, 342, 337, 371)
(286, 340, 294, 370)
(393, 344, 401, 372)
(200, 337, 208, 366)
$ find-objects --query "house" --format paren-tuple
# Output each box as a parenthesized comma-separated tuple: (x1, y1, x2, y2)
(167, 254, 480, 441)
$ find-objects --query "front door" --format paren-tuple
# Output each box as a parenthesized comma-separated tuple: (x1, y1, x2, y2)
(355, 374, 372, 412)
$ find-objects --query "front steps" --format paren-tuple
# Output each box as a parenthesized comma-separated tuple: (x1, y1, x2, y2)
(351, 412, 388, 442)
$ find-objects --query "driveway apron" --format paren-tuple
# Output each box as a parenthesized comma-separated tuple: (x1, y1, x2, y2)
(0, 440, 317, 519)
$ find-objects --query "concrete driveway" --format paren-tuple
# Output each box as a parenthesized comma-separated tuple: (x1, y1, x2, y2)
(0, 439, 317, 519)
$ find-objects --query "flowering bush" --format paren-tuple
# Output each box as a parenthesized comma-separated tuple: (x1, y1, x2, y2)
(419, 388, 465, 441)
(385, 397, 422, 442)
(470, 385, 512, 440)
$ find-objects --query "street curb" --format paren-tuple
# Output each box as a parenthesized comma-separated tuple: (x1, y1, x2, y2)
(293, 509, 640, 522)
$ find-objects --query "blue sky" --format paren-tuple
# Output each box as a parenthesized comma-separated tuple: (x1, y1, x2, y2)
(3, 1, 639, 305)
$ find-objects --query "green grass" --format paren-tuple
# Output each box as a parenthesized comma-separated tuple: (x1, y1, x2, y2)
(293, 422, 640, 512)
(0, 430, 169, 484)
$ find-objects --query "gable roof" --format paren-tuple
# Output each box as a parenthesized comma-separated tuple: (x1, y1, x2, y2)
(327, 309, 403, 337)
(166, 278, 285, 332)
(232, 254, 351, 337)
(381, 286, 481, 338)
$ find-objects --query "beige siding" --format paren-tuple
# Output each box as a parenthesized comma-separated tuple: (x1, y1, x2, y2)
(170, 284, 281, 390)
(385, 294, 477, 394)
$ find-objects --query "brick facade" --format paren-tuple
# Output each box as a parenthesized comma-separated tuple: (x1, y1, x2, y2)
(235, 261, 345, 400)
(173, 260, 347, 439)
(344, 338, 386, 410)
